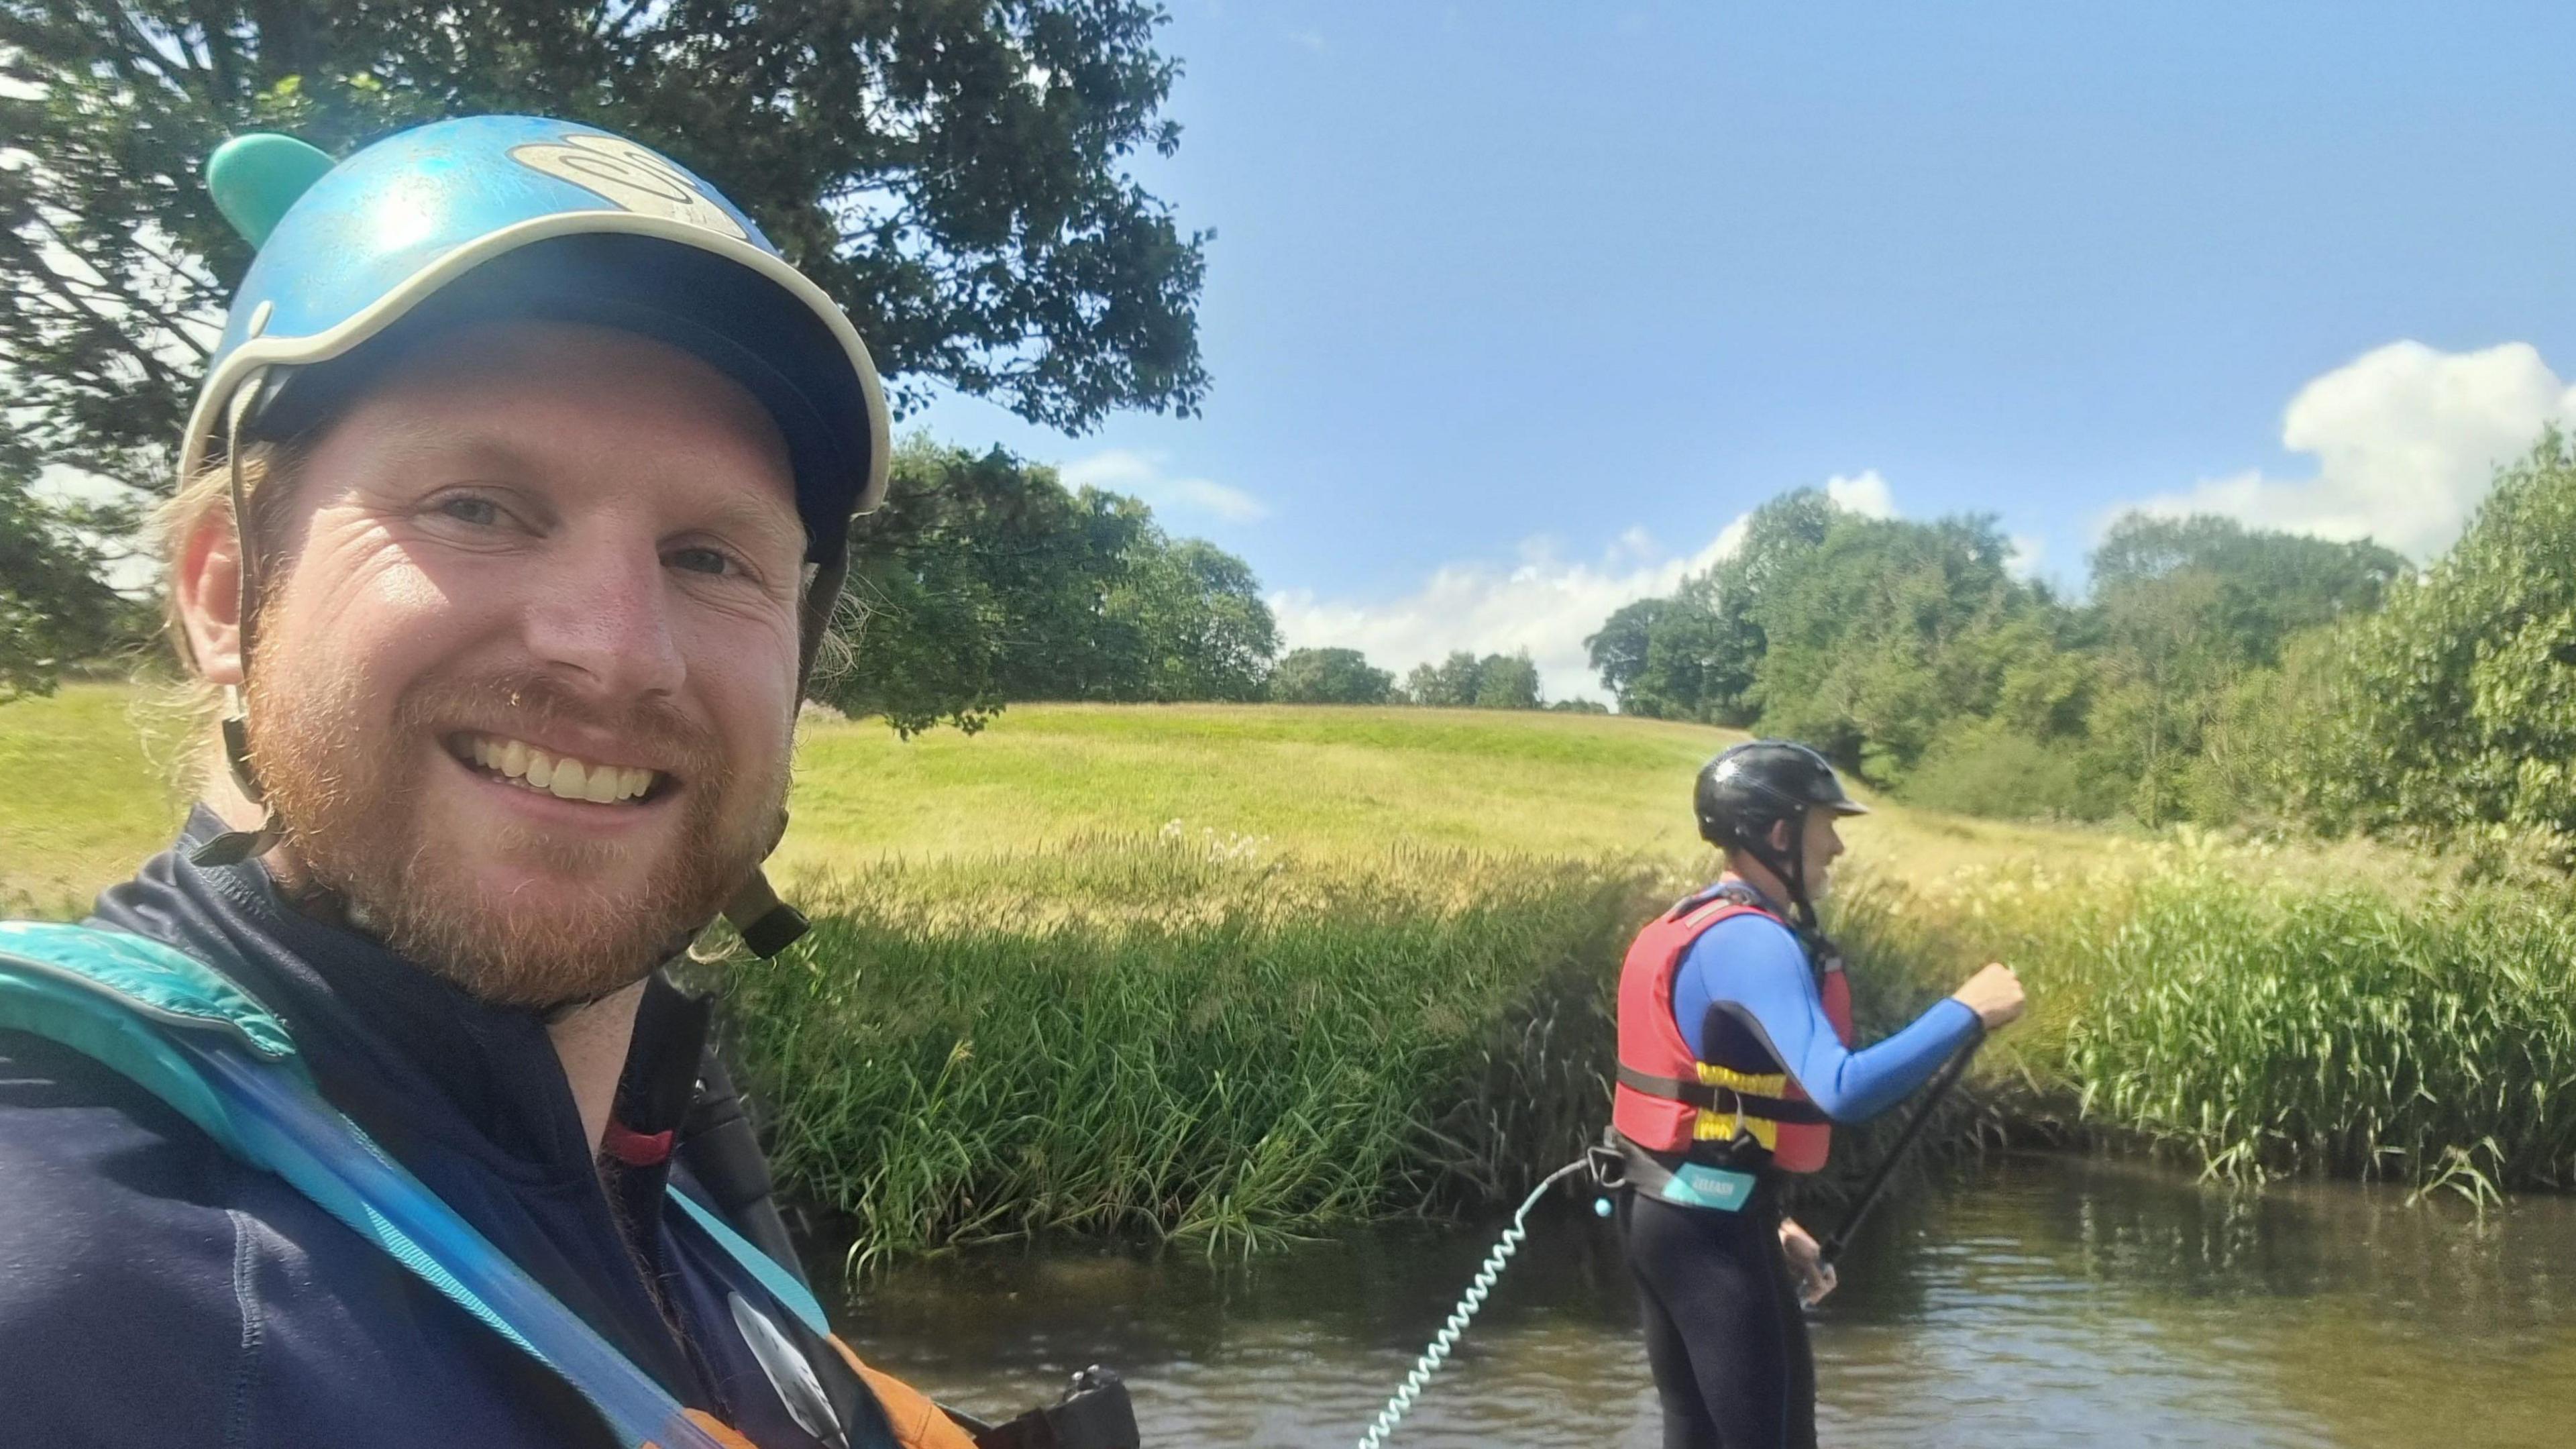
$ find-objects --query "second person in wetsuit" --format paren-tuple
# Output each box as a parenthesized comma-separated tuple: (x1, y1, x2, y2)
(1610, 740, 2025, 1449)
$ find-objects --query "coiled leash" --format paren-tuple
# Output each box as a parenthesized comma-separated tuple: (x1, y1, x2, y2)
(1351, 1157, 1593, 1449)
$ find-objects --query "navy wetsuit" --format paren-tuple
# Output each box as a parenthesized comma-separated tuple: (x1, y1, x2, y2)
(1624, 904, 1978, 1449)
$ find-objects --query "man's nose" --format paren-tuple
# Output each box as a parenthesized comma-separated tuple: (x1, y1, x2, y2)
(521, 533, 685, 698)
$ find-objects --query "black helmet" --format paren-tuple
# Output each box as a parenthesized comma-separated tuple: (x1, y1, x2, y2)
(1694, 740, 1867, 848)
(1693, 740, 1866, 928)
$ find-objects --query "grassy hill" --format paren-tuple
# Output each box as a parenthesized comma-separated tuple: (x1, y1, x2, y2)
(5, 683, 2127, 912)
(779, 700, 2125, 883)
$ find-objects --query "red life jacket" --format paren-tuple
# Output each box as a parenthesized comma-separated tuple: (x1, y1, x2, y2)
(1611, 881, 1853, 1173)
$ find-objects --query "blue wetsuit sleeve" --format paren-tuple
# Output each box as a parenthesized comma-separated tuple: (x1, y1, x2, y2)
(1671, 916, 1980, 1122)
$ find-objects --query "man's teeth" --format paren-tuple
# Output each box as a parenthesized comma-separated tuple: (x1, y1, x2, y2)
(466, 735, 657, 802)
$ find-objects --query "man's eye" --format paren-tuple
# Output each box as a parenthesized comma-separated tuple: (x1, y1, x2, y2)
(440, 496, 502, 527)
(670, 545, 735, 577)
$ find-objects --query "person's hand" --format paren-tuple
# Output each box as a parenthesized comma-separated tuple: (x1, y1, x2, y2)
(1780, 1217, 1836, 1306)
(1951, 961, 2025, 1030)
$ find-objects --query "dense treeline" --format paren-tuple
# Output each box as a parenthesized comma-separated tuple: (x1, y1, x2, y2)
(1591, 439, 2575, 859)
(1268, 645, 1600, 711)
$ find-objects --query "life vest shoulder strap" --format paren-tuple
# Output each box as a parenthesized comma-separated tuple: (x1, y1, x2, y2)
(0, 920, 294, 1049)
(1663, 878, 1768, 928)
(0, 920, 936, 1449)
(665, 1179, 832, 1338)
(0, 920, 309, 1164)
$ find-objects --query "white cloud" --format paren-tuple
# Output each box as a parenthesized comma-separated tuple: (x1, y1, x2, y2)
(1269, 472, 1890, 704)
(1824, 469, 1896, 520)
(2124, 340, 2576, 560)
(2005, 533, 2045, 580)
(1059, 447, 1269, 524)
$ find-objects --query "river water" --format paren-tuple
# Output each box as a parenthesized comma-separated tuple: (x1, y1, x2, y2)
(820, 1154, 2576, 1447)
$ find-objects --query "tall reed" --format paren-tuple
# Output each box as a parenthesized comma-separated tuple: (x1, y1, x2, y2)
(1834, 843, 2576, 1200)
(720, 833, 1666, 1265)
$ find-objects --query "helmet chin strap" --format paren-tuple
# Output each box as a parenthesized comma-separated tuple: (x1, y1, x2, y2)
(714, 551, 847, 959)
(193, 377, 289, 869)
(1738, 812, 1819, 935)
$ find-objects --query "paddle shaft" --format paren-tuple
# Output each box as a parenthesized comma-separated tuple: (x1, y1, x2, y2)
(1817, 1034, 1982, 1267)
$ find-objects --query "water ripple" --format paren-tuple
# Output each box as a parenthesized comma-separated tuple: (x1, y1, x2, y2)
(824, 1155, 2576, 1448)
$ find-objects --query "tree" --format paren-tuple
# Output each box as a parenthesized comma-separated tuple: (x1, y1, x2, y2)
(820, 438, 1275, 734)
(1471, 651, 1540, 710)
(1584, 598, 1662, 709)
(2286, 433, 2576, 848)
(2094, 568, 2229, 825)
(1587, 489, 1833, 722)
(823, 441, 1118, 734)
(2091, 513, 2404, 667)
(1589, 487, 2088, 802)
(1, 1, 1210, 513)
(2087, 512, 2406, 824)
(1751, 512, 2033, 777)
(1403, 651, 1485, 708)
(1269, 647, 1393, 705)
(1104, 537, 1277, 703)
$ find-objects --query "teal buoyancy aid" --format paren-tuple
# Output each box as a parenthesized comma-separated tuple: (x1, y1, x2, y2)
(0, 919, 833, 1449)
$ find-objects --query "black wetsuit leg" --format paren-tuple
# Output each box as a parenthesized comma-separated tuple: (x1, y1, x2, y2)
(1619, 1184, 1816, 1449)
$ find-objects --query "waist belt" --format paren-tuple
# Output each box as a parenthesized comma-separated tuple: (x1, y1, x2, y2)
(1616, 1063, 1832, 1125)
(1591, 1129, 1768, 1214)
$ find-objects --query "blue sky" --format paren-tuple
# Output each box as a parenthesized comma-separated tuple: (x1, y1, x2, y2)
(916, 1, 2576, 700)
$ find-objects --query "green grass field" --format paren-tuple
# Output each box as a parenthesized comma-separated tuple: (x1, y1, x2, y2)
(5, 684, 2141, 907)
(0, 683, 197, 918)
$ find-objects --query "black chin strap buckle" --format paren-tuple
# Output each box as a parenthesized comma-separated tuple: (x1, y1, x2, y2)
(725, 868, 810, 957)
(192, 702, 284, 866)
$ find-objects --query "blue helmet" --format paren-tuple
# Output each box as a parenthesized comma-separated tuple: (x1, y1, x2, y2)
(187, 114, 890, 568)
(184, 116, 890, 951)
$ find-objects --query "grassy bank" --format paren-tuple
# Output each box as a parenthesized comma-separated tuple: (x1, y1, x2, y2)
(9, 686, 2563, 1256)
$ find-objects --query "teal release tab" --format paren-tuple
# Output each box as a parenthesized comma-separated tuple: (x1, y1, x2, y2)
(1666, 1163, 1758, 1212)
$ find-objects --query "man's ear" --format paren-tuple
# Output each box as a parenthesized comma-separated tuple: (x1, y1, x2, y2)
(175, 511, 248, 687)
(1767, 816, 1796, 855)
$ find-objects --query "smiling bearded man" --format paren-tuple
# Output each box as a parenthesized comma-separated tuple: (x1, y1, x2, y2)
(0, 117, 1042, 1449)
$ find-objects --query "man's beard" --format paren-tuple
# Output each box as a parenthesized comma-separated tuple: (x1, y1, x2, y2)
(246, 661, 787, 1011)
